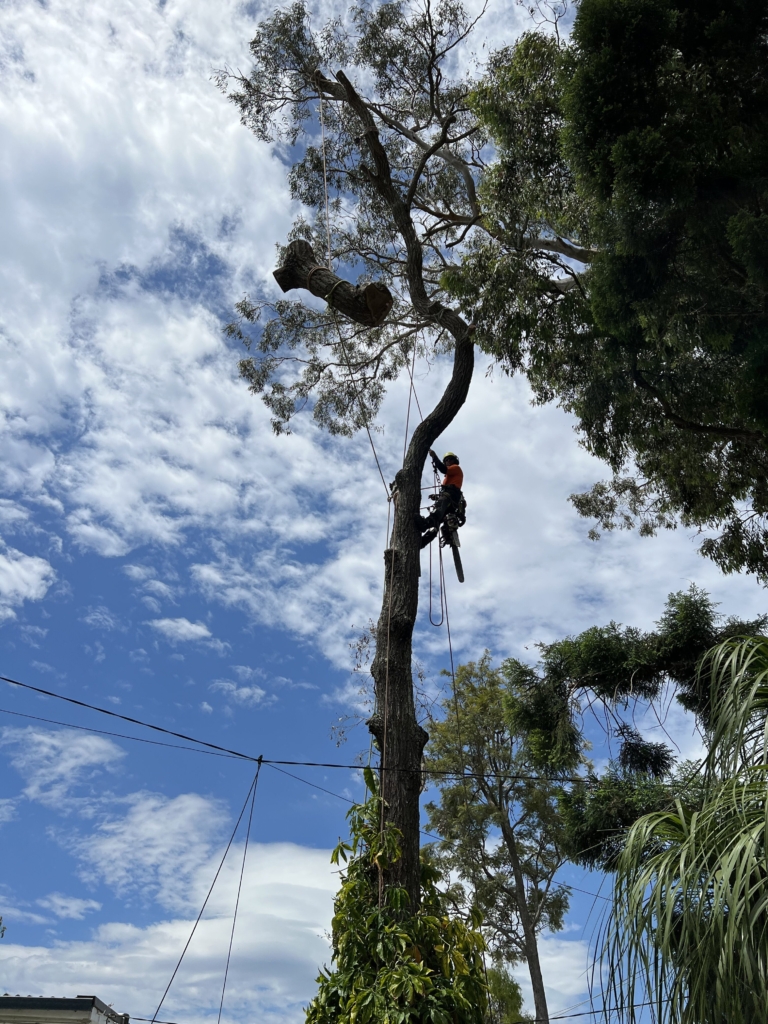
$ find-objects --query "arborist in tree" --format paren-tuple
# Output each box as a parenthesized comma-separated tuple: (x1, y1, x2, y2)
(417, 450, 465, 547)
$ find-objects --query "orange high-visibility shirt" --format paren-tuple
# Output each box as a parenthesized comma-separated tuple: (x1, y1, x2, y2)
(443, 464, 463, 490)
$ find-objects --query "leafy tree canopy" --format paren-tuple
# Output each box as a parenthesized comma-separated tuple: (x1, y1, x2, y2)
(425, 655, 574, 1024)
(453, 0, 768, 579)
(484, 966, 530, 1024)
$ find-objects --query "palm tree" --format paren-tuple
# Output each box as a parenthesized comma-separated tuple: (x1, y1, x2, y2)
(600, 636, 768, 1024)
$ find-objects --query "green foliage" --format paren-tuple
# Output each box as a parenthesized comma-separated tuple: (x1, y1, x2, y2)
(218, 0, 490, 436)
(561, 0, 768, 580)
(602, 637, 768, 1024)
(306, 769, 487, 1024)
(535, 586, 766, 728)
(484, 966, 530, 1024)
(503, 659, 582, 773)
(458, 0, 768, 580)
(503, 587, 765, 868)
(425, 656, 573, 966)
(446, 30, 592, 380)
(559, 766, 670, 870)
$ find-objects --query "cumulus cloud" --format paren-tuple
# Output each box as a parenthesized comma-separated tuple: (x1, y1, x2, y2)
(37, 893, 102, 920)
(69, 791, 229, 910)
(0, 843, 337, 1024)
(512, 934, 593, 1014)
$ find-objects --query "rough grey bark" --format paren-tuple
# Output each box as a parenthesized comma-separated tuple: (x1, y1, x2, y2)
(367, 323, 474, 908)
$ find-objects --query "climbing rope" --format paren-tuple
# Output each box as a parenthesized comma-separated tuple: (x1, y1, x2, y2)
(402, 338, 418, 463)
(316, 88, 469, 904)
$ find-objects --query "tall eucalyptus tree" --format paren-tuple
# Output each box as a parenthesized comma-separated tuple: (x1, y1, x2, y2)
(217, 0, 581, 904)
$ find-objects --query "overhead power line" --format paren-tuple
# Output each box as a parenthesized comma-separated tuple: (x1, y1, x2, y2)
(0, 674, 586, 784)
(149, 764, 263, 1024)
(134, 999, 669, 1024)
(0, 674, 261, 762)
(0, 705, 243, 759)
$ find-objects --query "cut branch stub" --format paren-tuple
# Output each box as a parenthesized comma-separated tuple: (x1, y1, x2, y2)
(273, 239, 393, 327)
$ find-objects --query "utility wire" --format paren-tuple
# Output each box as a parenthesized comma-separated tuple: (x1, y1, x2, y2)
(135, 999, 669, 1024)
(266, 761, 453, 847)
(0, 705, 243, 760)
(216, 763, 260, 1024)
(0, 683, 610, 925)
(0, 677, 587, 784)
(0, 674, 260, 762)
(150, 763, 262, 1024)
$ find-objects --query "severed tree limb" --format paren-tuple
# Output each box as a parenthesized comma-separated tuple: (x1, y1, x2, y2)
(274, 239, 393, 327)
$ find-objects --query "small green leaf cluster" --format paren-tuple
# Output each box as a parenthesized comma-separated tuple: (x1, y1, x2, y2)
(498, 587, 766, 869)
(307, 769, 487, 1024)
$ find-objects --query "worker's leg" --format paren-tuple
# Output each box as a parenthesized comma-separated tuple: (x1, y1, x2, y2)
(419, 491, 452, 530)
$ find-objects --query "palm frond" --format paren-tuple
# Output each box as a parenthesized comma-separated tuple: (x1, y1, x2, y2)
(600, 636, 768, 1024)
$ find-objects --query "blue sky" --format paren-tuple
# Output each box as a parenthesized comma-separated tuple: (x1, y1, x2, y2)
(0, 0, 765, 1021)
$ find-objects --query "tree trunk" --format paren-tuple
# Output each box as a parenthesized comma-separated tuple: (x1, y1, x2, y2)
(278, 68, 476, 909)
(500, 817, 550, 1024)
(368, 319, 474, 908)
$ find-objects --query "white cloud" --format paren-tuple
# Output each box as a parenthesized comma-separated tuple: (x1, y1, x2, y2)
(0, 543, 55, 622)
(148, 617, 212, 643)
(69, 791, 229, 910)
(37, 893, 102, 920)
(0, 843, 337, 1024)
(144, 579, 175, 600)
(231, 665, 265, 682)
(123, 564, 154, 581)
(0, 797, 17, 825)
(0, 727, 125, 809)
(1, 905, 51, 926)
(83, 605, 122, 631)
(210, 680, 269, 707)
(512, 934, 594, 1016)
